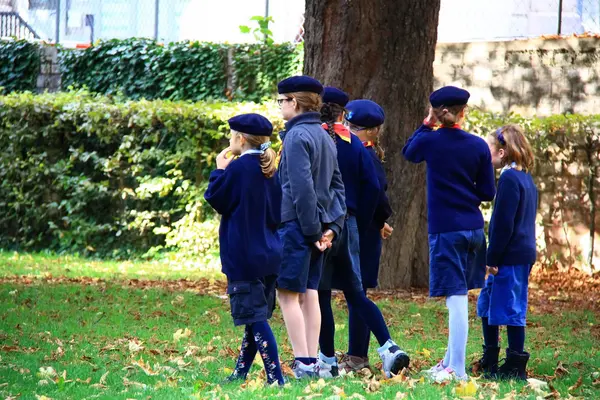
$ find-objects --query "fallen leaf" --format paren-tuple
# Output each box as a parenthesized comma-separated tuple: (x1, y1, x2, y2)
(128, 340, 144, 353)
(454, 379, 478, 397)
(35, 396, 52, 400)
(197, 356, 216, 365)
(38, 367, 57, 380)
(568, 376, 583, 392)
(99, 371, 109, 385)
(555, 361, 569, 377)
(76, 377, 92, 384)
(348, 394, 366, 400)
(131, 358, 159, 376)
(173, 328, 192, 342)
(366, 378, 381, 393)
(527, 378, 549, 395)
(222, 367, 234, 375)
(37, 379, 50, 386)
(123, 377, 147, 389)
(395, 393, 408, 399)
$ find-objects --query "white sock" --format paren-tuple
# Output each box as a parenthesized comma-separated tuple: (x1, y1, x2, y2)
(442, 349, 450, 368)
(319, 351, 337, 365)
(446, 295, 468, 377)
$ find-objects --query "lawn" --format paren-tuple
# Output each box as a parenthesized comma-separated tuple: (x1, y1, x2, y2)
(0, 251, 599, 399)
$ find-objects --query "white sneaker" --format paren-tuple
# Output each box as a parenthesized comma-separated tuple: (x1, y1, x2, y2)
(317, 359, 339, 379)
(292, 360, 318, 379)
(377, 340, 410, 378)
(423, 360, 445, 377)
(431, 367, 468, 383)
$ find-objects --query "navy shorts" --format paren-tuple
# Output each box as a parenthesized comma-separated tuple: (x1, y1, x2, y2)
(227, 275, 277, 326)
(319, 216, 363, 293)
(477, 264, 532, 326)
(428, 229, 486, 297)
(277, 220, 324, 293)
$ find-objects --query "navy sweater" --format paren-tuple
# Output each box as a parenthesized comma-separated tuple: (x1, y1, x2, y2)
(365, 145, 392, 229)
(324, 124, 381, 232)
(204, 154, 282, 281)
(279, 113, 347, 242)
(402, 125, 496, 234)
(487, 169, 538, 267)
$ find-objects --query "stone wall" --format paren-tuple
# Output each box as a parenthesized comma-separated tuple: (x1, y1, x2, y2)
(434, 37, 600, 117)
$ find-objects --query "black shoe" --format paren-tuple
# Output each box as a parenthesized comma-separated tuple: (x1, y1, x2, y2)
(497, 349, 529, 381)
(475, 345, 500, 378)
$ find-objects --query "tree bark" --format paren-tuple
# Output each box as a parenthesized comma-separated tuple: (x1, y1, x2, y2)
(304, 0, 440, 288)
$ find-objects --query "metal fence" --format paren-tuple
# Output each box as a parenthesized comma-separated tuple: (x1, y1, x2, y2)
(1, 0, 599, 45)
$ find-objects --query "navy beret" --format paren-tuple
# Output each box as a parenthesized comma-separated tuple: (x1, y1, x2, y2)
(429, 86, 470, 108)
(228, 113, 273, 136)
(278, 75, 323, 94)
(345, 99, 385, 128)
(322, 87, 349, 107)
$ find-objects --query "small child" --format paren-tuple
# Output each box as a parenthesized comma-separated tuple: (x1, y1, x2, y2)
(476, 124, 538, 381)
(402, 86, 496, 382)
(276, 76, 347, 378)
(204, 113, 285, 386)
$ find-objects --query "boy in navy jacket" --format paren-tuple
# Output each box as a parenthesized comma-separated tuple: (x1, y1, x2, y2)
(204, 113, 284, 386)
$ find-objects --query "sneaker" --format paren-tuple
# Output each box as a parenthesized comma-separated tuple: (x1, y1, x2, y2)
(338, 353, 370, 373)
(377, 340, 410, 378)
(292, 360, 318, 379)
(422, 360, 445, 377)
(317, 359, 339, 378)
(431, 367, 468, 383)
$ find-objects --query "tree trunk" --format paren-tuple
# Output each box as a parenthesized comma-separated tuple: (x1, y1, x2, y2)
(304, 0, 440, 289)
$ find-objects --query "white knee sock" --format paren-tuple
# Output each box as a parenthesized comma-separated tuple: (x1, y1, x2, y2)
(446, 295, 468, 378)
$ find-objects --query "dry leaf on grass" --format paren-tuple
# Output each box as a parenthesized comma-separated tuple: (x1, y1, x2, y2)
(454, 379, 479, 397)
(173, 328, 192, 343)
(568, 376, 583, 392)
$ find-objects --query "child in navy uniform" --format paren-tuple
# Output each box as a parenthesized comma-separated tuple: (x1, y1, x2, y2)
(276, 76, 347, 378)
(476, 124, 538, 381)
(317, 91, 409, 379)
(204, 113, 284, 386)
(403, 86, 496, 382)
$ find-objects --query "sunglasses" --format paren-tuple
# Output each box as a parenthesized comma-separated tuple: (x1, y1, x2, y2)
(277, 98, 292, 106)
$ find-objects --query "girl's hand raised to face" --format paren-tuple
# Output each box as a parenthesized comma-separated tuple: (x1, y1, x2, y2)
(216, 147, 234, 170)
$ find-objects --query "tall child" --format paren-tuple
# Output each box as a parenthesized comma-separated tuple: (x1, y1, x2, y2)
(402, 87, 496, 382)
(276, 76, 347, 378)
(204, 113, 285, 386)
(476, 125, 537, 381)
(318, 91, 410, 379)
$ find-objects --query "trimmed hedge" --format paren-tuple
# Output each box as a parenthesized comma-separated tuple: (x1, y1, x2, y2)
(59, 39, 303, 102)
(0, 89, 283, 257)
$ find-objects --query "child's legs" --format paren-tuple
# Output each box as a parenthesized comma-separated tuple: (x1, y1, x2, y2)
(446, 294, 468, 377)
(506, 325, 525, 353)
(232, 325, 258, 377)
(347, 288, 370, 357)
(300, 289, 321, 359)
(318, 289, 335, 358)
(343, 289, 391, 347)
(477, 275, 499, 347)
(250, 321, 285, 385)
(278, 289, 309, 357)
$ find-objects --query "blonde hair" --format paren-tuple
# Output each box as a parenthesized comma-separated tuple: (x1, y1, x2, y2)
(347, 122, 385, 162)
(233, 132, 277, 178)
(488, 124, 535, 172)
(433, 104, 467, 127)
(288, 92, 322, 113)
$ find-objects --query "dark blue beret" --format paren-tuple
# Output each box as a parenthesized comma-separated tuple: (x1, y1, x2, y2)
(345, 99, 385, 128)
(228, 113, 273, 136)
(322, 87, 349, 107)
(429, 86, 470, 108)
(278, 75, 323, 94)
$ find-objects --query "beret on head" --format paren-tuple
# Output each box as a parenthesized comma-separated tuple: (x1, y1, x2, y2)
(345, 99, 385, 128)
(277, 75, 323, 94)
(322, 87, 349, 107)
(228, 113, 273, 136)
(429, 86, 470, 108)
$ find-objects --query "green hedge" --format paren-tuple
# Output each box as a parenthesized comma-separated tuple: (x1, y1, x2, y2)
(0, 89, 283, 258)
(0, 39, 40, 93)
(59, 39, 303, 102)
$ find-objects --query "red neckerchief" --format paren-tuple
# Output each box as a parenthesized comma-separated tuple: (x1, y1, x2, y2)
(322, 123, 351, 143)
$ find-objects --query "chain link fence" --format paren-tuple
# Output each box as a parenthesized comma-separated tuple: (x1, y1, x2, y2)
(1, 0, 599, 45)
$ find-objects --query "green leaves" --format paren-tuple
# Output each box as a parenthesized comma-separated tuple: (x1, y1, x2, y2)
(0, 39, 40, 93)
(57, 38, 302, 102)
(0, 89, 283, 257)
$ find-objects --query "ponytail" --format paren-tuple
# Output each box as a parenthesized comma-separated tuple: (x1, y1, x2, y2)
(259, 148, 277, 178)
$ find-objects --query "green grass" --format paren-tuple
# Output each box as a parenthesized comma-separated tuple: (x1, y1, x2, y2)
(0, 254, 599, 399)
